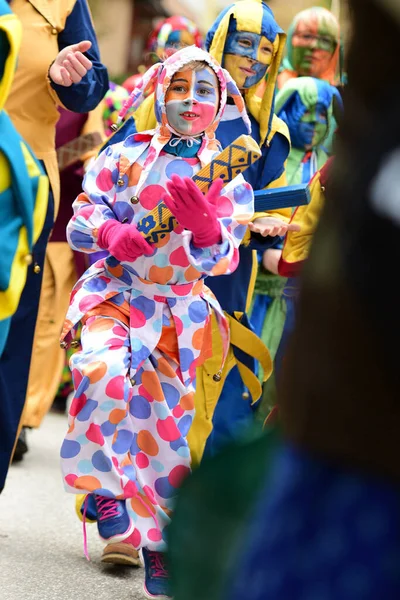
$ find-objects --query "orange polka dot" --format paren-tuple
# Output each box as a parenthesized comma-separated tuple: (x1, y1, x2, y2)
(236, 214, 251, 225)
(153, 233, 171, 249)
(74, 475, 101, 491)
(137, 430, 159, 456)
(142, 371, 164, 402)
(87, 318, 114, 333)
(180, 392, 194, 411)
(211, 257, 230, 276)
(82, 360, 108, 384)
(149, 265, 174, 285)
(157, 357, 176, 378)
(109, 408, 127, 424)
(68, 422, 75, 434)
(121, 455, 132, 468)
(130, 494, 156, 518)
(107, 264, 124, 278)
(184, 265, 201, 281)
(192, 279, 204, 295)
(192, 327, 205, 351)
(128, 161, 143, 187)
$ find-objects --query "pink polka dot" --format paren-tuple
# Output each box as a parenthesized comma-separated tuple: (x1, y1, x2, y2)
(173, 405, 184, 419)
(148, 528, 162, 542)
(112, 456, 124, 475)
(78, 294, 104, 314)
(168, 465, 190, 488)
(123, 480, 139, 498)
(138, 385, 154, 403)
(173, 316, 183, 337)
(156, 417, 181, 442)
(171, 283, 193, 296)
(106, 337, 127, 350)
(96, 168, 114, 192)
(140, 184, 165, 210)
(86, 423, 104, 446)
(169, 246, 190, 267)
(130, 528, 142, 548)
(105, 375, 125, 399)
(130, 307, 147, 328)
(143, 485, 157, 505)
(113, 325, 127, 337)
(77, 205, 96, 220)
(136, 453, 150, 469)
(216, 195, 234, 217)
(65, 474, 78, 487)
(69, 393, 87, 418)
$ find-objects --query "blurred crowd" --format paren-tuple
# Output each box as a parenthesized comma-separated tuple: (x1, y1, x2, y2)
(1, 1, 399, 599)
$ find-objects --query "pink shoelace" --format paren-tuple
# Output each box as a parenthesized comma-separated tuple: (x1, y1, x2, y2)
(96, 496, 120, 521)
(148, 551, 169, 578)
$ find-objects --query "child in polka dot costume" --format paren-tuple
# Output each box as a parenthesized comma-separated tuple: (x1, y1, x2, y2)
(59, 46, 254, 599)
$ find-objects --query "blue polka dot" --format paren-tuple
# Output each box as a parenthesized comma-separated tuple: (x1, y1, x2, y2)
(177, 414, 192, 437)
(78, 460, 94, 474)
(122, 464, 137, 480)
(177, 446, 191, 458)
(154, 253, 169, 268)
(234, 183, 253, 205)
(167, 298, 177, 308)
(83, 278, 108, 293)
(179, 348, 195, 372)
(100, 420, 117, 437)
(188, 300, 209, 323)
(76, 435, 90, 446)
(152, 318, 163, 333)
(170, 438, 186, 451)
(60, 439, 81, 459)
(92, 450, 112, 472)
(112, 429, 134, 454)
(69, 230, 94, 251)
(165, 159, 194, 180)
(131, 338, 143, 352)
(99, 400, 117, 412)
(161, 382, 180, 409)
(234, 224, 247, 240)
(181, 315, 192, 329)
(75, 375, 90, 397)
(113, 201, 135, 222)
(131, 344, 150, 369)
(151, 460, 165, 473)
(129, 395, 151, 419)
(77, 399, 99, 422)
(131, 296, 156, 319)
(153, 402, 170, 420)
(112, 168, 128, 192)
(130, 433, 140, 456)
(146, 170, 161, 184)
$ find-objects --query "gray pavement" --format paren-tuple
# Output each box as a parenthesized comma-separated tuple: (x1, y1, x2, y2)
(0, 411, 144, 600)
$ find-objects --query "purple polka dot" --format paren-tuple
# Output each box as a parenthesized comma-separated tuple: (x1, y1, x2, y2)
(112, 429, 134, 454)
(61, 439, 81, 459)
(113, 202, 135, 222)
(69, 230, 94, 250)
(76, 399, 98, 422)
(131, 345, 151, 369)
(234, 224, 247, 239)
(165, 159, 194, 180)
(154, 476, 176, 499)
(161, 382, 180, 409)
(92, 450, 112, 472)
(129, 395, 151, 419)
(75, 376, 90, 397)
(130, 433, 140, 456)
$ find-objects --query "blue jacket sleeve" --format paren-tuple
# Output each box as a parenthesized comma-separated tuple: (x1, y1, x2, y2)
(50, 0, 109, 112)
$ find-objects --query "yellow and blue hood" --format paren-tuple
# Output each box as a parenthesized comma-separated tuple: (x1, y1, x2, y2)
(205, 0, 286, 145)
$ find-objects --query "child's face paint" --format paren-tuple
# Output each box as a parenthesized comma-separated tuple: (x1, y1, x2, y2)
(297, 103, 328, 149)
(165, 67, 220, 135)
(291, 21, 337, 77)
(223, 32, 274, 89)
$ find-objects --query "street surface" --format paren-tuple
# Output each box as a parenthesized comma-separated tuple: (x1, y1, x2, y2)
(0, 411, 144, 600)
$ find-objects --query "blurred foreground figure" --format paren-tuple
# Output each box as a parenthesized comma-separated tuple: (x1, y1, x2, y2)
(169, 0, 400, 598)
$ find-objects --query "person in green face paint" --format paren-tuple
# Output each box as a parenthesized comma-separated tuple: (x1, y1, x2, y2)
(278, 6, 340, 90)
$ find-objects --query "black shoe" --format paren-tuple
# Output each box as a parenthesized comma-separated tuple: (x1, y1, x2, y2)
(12, 428, 29, 463)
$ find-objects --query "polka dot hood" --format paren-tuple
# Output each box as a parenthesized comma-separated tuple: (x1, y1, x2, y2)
(115, 45, 251, 172)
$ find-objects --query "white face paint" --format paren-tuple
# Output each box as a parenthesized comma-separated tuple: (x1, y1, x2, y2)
(165, 66, 220, 135)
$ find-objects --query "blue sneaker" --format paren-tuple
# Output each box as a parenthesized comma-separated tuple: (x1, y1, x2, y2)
(93, 494, 134, 543)
(142, 548, 172, 599)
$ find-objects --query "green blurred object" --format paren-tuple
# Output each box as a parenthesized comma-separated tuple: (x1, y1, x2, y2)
(168, 424, 281, 600)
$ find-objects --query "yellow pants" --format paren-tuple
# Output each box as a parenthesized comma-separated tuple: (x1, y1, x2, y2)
(23, 242, 77, 428)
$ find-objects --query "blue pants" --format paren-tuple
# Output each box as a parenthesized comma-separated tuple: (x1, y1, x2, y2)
(0, 192, 54, 490)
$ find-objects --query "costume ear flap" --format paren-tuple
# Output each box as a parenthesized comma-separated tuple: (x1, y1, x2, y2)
(115, 62, 163, 127)
(223, 68, 252, 135)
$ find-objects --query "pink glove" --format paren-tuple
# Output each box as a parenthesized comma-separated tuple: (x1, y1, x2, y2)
(97, 220, 152, 262)
(164, 175, 223, 248)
